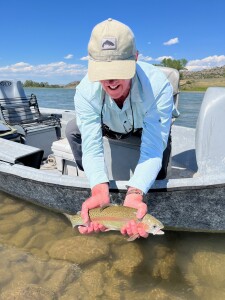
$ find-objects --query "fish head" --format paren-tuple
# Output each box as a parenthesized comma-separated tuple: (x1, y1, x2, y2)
(142, 215, 164, 235)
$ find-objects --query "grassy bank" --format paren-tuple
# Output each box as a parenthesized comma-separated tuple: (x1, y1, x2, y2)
(180, 78, 225, 91)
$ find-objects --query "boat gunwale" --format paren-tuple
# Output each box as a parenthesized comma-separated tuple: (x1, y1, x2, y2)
(1, 161, 225, 193)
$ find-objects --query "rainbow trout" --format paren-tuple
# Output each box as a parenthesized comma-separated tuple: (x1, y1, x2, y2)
(64, 205, 164, 241)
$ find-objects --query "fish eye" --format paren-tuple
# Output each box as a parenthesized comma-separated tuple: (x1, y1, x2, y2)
(152, 225, 157, 229)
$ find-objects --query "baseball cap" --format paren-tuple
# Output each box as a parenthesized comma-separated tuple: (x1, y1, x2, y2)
(88, 18, 137, 82)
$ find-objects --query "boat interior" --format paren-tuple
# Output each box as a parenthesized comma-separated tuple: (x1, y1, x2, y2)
(0, 71, 225, 184)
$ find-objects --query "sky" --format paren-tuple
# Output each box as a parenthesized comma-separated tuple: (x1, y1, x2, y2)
(0, 0, 225, 84)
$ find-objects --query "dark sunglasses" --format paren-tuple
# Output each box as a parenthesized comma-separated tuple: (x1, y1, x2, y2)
(101, 91, 136, 140)
(102, 123, 134, 140)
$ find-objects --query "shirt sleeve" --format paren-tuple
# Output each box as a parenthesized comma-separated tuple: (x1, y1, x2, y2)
(74, 89, 109, 188)
(128, 82, 173, 193)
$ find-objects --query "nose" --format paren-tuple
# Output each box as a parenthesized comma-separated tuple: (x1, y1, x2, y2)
(106, 79, 118, 85)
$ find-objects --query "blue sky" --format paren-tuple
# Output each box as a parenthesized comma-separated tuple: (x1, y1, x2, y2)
(0, 0, 225, 84)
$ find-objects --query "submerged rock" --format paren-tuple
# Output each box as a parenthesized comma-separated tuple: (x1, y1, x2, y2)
(112, 243, 144, 277)
(185, 251, 225, 289)
(193, 285, 225, 300)
(151, 245, 176, 280)
(0, 203, 24, 215)
(60, 261, 108, 299)
(48, 236, 110, 265)
(1, 284, 57, 300)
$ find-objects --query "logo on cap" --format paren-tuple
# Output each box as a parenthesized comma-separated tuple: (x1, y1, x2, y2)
(101, 38, 117, 50)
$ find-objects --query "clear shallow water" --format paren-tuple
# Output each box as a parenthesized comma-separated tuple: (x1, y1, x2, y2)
(2, 89, 223, 299)
(1, 192, 225, 299)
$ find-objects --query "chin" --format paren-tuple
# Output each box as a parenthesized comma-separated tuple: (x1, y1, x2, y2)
(107, 88, 122, 99)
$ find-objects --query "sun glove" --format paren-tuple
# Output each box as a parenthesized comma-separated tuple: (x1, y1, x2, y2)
(78, 183, 110, 234)
(121, 187, 148, 239)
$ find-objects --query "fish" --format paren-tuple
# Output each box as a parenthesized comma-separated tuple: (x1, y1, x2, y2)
(64, 205, 164, 241)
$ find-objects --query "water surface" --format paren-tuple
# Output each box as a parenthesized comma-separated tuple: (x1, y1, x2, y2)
(1, 192, 225, 299)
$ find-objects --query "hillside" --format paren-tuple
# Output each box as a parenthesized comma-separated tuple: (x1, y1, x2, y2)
(63, 81, 80, 89)
(180, 65, 225, 91)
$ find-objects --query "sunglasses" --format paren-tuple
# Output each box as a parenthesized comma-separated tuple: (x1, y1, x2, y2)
(101, 90, 137, 140)
(102, 123, 134, 140)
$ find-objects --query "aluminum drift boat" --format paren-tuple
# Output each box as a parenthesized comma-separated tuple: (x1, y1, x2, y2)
(0, 79, 225, 232)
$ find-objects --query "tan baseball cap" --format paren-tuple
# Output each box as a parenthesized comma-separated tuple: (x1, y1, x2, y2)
(88, 18, 137, 82)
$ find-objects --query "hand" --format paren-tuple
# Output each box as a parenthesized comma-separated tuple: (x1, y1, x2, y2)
(121, 188, 148, 239)
(78, 183, 110, 234)
(78, 221, 107, 234)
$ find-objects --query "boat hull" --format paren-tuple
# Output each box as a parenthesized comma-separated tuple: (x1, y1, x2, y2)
(1, 163, 225, 233)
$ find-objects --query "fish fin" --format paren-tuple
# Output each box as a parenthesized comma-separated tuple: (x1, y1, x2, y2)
(127, 233, 140, 242)
(62, 213, 84, 228)
(63, 214, 76, 228)
(63, 213, 73, 221)
(132, 212, 142, 222)
(99, 203, 112, 212)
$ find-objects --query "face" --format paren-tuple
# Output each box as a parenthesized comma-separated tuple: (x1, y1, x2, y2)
(100, 79, 131, 100)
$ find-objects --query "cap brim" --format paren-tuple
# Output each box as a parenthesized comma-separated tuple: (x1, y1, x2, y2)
(88, 59, 136, 82)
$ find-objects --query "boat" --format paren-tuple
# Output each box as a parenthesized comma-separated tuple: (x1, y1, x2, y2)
(0, 75, 225, 233)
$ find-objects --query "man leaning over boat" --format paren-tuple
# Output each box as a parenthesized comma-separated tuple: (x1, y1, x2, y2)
(66, 18, 173, 239)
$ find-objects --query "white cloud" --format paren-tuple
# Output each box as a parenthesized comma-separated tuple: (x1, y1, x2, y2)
(155, 56, 173, 61)
(64, 54, 73, 59)
(80, 56, 89, 61)
(0, 61, 87, 83)
(138, 53, 153, 61)
(186, 55, 225, 71)
(163, 37, 179, 46)
(138, 54, 173, 63)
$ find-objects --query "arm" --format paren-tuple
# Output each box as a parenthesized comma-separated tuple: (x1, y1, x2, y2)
(121, 82, 173, 238)
(128, 81, 173, 193)
(75, 89, 110, 233)
(75, 89, 109, 188)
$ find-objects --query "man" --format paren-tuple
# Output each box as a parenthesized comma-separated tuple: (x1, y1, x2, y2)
(66, 18, 173, 239)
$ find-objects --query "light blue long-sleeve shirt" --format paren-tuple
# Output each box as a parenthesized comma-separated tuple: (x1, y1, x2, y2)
(74, 61, 173, 193)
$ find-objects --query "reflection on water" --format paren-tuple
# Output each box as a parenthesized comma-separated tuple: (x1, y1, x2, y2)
(1, 192, 225, 299)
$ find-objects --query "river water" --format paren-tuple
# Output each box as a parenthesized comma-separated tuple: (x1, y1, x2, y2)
(1, 90, 225, 299)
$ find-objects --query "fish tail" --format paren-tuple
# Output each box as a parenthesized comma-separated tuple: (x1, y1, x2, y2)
(63, 213, 83, 228)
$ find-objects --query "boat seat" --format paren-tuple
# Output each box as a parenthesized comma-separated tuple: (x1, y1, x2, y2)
(157, 66, 180, 118)
(52, 135, 141, 180)
(0, 138, 44, 169)
(195, 87, 225, 175)
(0, 80, 61, 157)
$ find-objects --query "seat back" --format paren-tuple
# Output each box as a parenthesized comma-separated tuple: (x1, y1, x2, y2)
(0, 80, 26, 99)
(157, 66, 180, 109)
(195, 87, 225, 175)
(0, 80, 39, 125)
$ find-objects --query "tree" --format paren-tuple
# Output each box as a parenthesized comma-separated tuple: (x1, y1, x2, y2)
(160, 58, 188, 71)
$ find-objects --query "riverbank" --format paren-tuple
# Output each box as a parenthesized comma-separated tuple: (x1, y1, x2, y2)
(180, 78, 225, 91)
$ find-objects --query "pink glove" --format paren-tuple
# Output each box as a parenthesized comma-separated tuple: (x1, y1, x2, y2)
(121, 187, 148, 239)
(78, 183, 110, 234)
